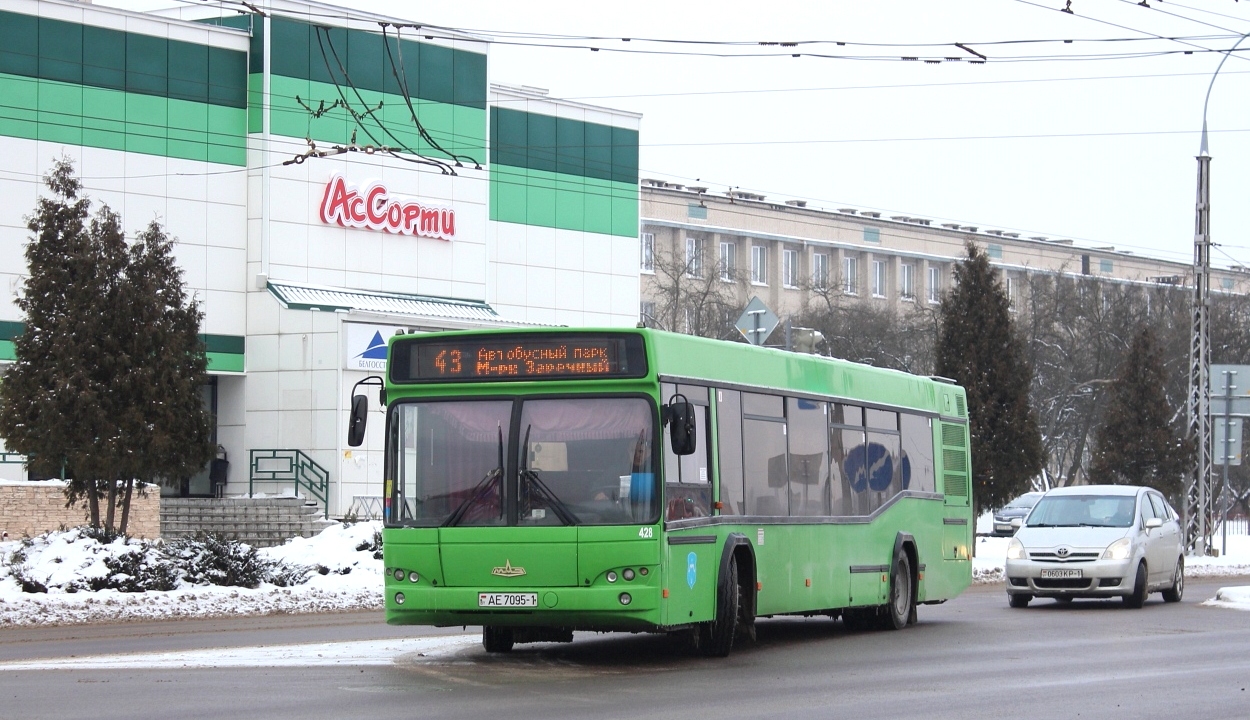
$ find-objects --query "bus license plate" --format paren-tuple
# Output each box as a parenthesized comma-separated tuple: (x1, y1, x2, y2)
(478, 592, 538, 608)
(1040, 569, 1082, 579)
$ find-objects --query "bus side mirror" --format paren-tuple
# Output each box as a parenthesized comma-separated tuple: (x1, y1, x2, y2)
(347, 394, 368, 447)
(669, 401, 696, 456)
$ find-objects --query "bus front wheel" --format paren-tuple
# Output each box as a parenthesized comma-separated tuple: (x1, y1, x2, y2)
(482, 626, 514, 653)
(698, 557, 740, 657)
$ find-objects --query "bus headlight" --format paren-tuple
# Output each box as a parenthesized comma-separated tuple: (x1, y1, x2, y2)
(408, 571, 420, 583)
(607, 571, 618, 583)
(619, 592, 632, 605)
(393, 568, 405, 582)
(623, 568, 635, 581)
(394, 592, 406, 605)
(1103, 537, 1132, 560)
(1006, 538, 1025, 560)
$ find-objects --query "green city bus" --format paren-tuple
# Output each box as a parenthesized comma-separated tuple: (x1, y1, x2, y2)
(347, 327, 973, 656)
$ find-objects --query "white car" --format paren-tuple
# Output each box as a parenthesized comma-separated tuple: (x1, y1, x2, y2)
(1004, 485, 1184, 608)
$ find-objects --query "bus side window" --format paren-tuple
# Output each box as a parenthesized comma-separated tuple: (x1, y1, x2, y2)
(716, 389, 745, 515)
(743, 393, 787, 516)
(899, 413, 935, 493)
(662, 384, 712, 520)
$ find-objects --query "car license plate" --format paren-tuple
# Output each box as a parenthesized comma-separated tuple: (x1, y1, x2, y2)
(478, 592, 538, 608)
(1040, 568, 1082, 579)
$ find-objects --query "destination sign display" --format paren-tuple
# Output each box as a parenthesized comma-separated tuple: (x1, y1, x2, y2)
(390, 334, 647, 383)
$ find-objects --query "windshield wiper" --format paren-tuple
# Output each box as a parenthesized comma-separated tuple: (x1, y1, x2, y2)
(518, 424, 579, 526)
(444, 426, 505, 527)
(520, 468, 580, 525)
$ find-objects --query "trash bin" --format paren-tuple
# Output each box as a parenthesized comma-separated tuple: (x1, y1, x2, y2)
(209, 446, 229, 498)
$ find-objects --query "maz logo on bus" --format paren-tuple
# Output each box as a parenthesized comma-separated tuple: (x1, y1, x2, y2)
(319, 174, 456, 240)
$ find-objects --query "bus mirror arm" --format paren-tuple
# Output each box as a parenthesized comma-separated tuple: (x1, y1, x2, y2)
(346, 376, 385, 447)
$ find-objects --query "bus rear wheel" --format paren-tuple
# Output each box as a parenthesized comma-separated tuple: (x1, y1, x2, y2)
(482, 626, 514, 653)
(698, 557, 740, 657)
(882, 552, 913, 631)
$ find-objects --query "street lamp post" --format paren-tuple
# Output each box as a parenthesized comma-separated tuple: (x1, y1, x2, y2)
(1185, 34, 1250, 555)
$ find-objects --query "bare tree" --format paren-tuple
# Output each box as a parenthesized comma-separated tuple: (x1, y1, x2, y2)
(642, 235, 744, 340)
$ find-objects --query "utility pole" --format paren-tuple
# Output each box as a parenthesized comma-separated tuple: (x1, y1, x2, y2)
(1183, 32, 1250, 553)
(1185, 143, 1212, 554)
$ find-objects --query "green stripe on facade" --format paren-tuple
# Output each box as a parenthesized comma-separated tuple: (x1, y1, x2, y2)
(0, 72, 246, 166)
(0, 10, 247, 109)
(202, 334, 245, 355)
(490, 164, 638, 237)
(269, 17, 486, 111)
(268, 74, 485, 163)
(490, 106, 638, 186)
(0, 324, 244, 371)
(205, 351, 244, 373)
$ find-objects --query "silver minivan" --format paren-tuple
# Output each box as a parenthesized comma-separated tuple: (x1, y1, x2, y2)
(1004, 485, 1184, 608)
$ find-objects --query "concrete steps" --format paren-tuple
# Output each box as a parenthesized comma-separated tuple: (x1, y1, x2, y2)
(161, 497, 337, 548)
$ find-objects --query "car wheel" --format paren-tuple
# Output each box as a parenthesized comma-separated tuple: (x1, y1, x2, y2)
(1162, 558, 1184, 603)
(1008, 593, 1031, 608)
(482, 626, 514, 653)
(882, 551, 914, 631)
(1123, 562, 1148, 609)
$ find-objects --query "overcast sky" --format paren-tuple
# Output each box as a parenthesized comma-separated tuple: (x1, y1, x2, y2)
(106, 0, 1250, 269)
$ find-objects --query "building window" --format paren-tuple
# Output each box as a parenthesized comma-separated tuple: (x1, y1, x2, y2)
(813, 253, 829, 290)
(640, 232, 654, 274)
(1222, 277, 1235, 290)
(987, 244, 1003, 259)
(640, 300, 656, 325)
(843, 257, 858, 295)
(871, 260, 886, 298)
(864, 227, 880, 244)
(1005, 276, 1015, 311)
(927, 266, 941, 304)
(751, 245, 768, 285)
(1100, 258, 1113, 273)
(719, 241, 736, 281)
(686, 237, 704, 278)
(900, 263, 915, 300)
(783, 249, 799, 288)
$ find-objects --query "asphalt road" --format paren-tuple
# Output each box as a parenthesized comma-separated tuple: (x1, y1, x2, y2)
(1, 579, 1248, 720)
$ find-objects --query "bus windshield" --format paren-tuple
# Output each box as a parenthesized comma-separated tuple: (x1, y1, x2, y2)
(389, 397, 658, 527)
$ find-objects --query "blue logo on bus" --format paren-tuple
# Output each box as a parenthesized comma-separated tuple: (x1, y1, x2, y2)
(687, 552, 697, 589)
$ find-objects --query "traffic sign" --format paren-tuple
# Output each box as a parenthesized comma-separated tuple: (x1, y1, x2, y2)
(735, 296, 779, 346)
(1215, 418, 1243, 466)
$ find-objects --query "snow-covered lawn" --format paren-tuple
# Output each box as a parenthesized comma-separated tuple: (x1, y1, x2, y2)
(0, 522, 383, 627)
(4, 519, 1250, 628)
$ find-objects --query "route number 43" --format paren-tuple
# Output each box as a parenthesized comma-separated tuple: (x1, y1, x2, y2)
(638, 527, 653, 539)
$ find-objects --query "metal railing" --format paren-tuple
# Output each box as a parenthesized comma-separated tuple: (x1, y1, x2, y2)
(248, 449, 329, 513)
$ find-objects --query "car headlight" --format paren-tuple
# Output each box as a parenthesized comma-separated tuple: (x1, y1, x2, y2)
(1103, 537, 1132, 560)
(1007, 538, 1025, 560)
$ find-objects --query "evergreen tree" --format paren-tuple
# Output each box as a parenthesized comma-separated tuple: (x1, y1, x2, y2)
(936, 243, 1044, 517)
(115, 221, 213, 533)
(0, 159, 212, 534)
(1088, 326, 1193, 497)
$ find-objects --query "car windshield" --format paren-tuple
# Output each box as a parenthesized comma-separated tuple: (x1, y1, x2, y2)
(1026, 494, 1137, 528)
(1004, 493, 1041, 510)
(388, 397, 658, 527)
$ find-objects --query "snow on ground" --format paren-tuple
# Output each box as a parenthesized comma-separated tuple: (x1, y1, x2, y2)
(0, 635, 480, 671)
(4, 517, 1250, 628)
(0, 522, 384, 627)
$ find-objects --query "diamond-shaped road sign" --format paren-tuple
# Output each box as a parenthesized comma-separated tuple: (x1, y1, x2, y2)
(736, 296, 779, 346)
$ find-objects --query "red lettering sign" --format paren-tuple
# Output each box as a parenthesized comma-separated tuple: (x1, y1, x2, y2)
(318, 174, 456, 241)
